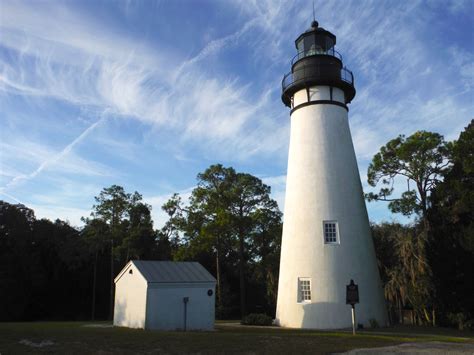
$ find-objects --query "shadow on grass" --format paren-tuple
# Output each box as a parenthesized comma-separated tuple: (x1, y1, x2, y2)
(1, 321, 473, 354)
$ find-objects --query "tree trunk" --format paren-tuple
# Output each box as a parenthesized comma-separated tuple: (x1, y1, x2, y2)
(109, 237, 114, 320)
(238, 232, 246, 318)
(422, 306, 431, 324)
(216, 241, 222, 309)
(420, 190, 431, 235)
(91, 249, 98, 321)
(399, 298, 403, 324)
(237, 203, 247, 318)
(387, 303, 392, 326)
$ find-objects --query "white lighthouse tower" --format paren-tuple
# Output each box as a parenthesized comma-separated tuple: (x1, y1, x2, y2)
(275, 21, 388, 329)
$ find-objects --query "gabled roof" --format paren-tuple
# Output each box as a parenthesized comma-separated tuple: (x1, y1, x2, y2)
(116, 260, 216, 284)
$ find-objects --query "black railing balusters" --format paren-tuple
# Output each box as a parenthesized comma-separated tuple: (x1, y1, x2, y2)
(281, 65, 354, 92)
(291, 48, 343, 66)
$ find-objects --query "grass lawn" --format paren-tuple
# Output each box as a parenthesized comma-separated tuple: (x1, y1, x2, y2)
(0, 321, 473, 354)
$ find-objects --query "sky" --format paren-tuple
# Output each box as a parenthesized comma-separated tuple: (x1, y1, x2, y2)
(1, 0, 473, 229)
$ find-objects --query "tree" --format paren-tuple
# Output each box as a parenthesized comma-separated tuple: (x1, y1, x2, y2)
(429, 120, 474, 251)
(248, 204, 282, 312)
(179, 165, 237, 313)
(229, 172, 280, 317)
(0, 202, 36, 320)
(122, 198, 155, 261)
(90, 185, 130, 319)
(366, 131, 450, 224)
(161, 165, 282, 318)
(81, 218, 109, 320)
(93, 185, 130, 228)
(394, 224, 432, 324)
(371, 222, 405, 323)
(0, 201, 92, 321)
(372, 222, 433, 325)
(156, 193, 185, 260)
(367, 131, 451, 325)
(428, 120, 474, 325)
(88, 185, 154, 319)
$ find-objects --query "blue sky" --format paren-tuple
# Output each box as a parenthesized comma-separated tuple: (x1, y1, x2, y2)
(1, 0, 473, 229)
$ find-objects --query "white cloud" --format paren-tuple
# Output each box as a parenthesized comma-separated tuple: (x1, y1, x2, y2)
(0, 0, 294, 199)
(28, 203, 90, 228)
(446, 0, 472, 14)
(0, 0, 472, 226)
(0, 0, 292, 167)
(448, 46, 474, 90)
(0, 1, 168, 71)
(0, 115, 110, 192)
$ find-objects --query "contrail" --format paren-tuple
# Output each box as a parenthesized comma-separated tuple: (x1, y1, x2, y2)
(0, 113, 108, 192)
(172, 18, 258, 80)
(0, 191, 23, 204)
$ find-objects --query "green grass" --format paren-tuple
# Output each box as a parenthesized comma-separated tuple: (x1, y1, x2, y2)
(0, 321, 472, 354)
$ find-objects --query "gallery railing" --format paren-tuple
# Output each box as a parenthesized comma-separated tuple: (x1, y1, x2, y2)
(282, 65, 354, 92)
(291, 48, 343, 65)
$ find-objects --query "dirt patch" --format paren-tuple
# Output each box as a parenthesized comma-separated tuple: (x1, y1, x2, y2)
(340, 341, 474, 354)
(82, 323, 113, 328)
(19, 339, 54, 348)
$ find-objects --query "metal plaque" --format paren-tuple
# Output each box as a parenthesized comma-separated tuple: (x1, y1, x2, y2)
(346, 279, 359, 305)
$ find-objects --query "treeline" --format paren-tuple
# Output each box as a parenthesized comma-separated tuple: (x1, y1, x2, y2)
(0, 165, 282, 321)
(0, 207, 90, 321)
(0, 121, 472, 328)
(369, 120, 473, 329)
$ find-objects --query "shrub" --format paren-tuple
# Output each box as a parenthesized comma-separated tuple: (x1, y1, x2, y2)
(447, 313, 474, 331)
(215, 305, 231, 320)
(369, 318, 379, 329)
(241, 313, 273, 326)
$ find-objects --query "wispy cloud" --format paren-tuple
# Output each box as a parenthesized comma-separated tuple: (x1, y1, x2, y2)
(448, 46, 474, 90)
(0, 0, 472, 226)
(0, 191, 23, 204)
(173, 17, 259, 80)
(0, 1, 166, 70)
(0, 0, 289, 162)
(0, 115, 109, 192)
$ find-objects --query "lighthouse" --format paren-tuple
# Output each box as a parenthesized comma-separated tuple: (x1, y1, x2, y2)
(275, 20, 388, 329)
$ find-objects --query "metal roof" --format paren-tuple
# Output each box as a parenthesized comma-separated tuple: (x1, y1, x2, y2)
(131, 260, 216, 283)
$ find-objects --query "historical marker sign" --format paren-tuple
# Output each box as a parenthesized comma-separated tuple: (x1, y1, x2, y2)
(346, 279, 359, 305)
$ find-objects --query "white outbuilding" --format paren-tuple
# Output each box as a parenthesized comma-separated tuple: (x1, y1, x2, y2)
(113, 260, 216, 331)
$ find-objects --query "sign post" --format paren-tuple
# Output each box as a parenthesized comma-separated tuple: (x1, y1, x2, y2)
(346, 279, 359, 335)
(183, 297, 189, 331)
(351, 305, 356, 335)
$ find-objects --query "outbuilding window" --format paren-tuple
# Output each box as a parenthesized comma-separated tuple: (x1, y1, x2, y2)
(323, 221, 339, 244)
(298, 278, 311, 303)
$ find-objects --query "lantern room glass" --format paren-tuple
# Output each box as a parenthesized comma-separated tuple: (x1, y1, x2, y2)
(296, 30, 337, 59)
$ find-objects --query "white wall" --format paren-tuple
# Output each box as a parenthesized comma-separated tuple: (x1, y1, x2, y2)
(293, 86, 345, 107)
(309, 86, 330, 101)
(294, 89, 308, 106)
(113, 265, 148, 329)
(145, 283, 215, 331)
(276, 88, 388, 329)
(332, 87, 345, 103)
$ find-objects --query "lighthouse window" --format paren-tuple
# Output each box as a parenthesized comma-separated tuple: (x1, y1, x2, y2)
(297, 39, 304, 57)
(323, 221, 339, 244)
(298, 278, 311, 302)
(304, 35, 316, 56)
